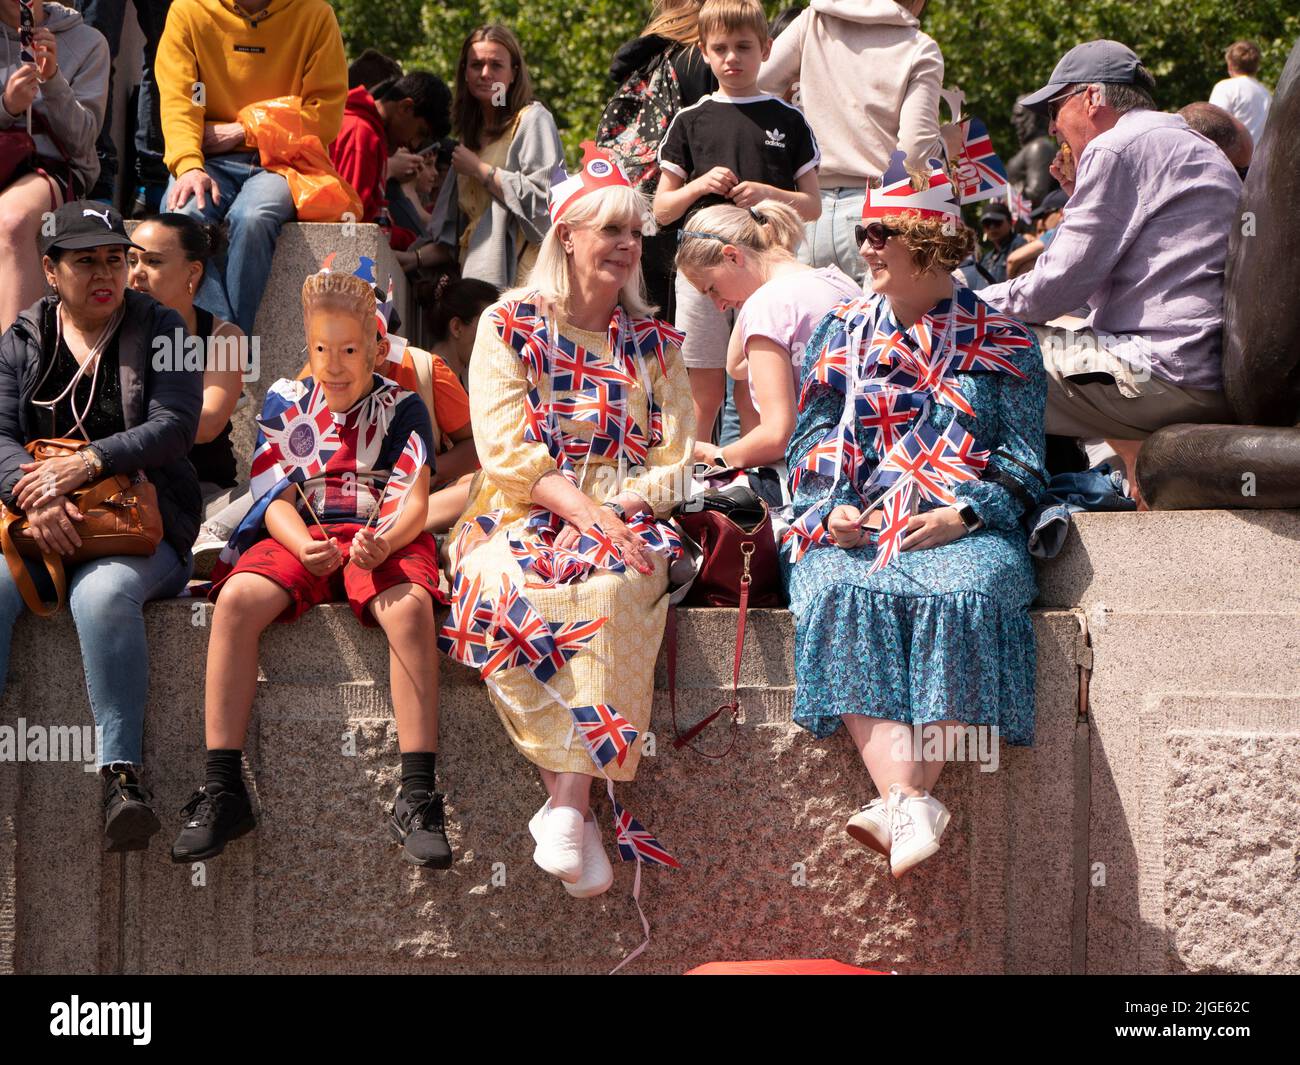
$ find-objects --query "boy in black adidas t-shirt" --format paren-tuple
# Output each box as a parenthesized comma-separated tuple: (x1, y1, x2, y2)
(653, 0, 821, 434)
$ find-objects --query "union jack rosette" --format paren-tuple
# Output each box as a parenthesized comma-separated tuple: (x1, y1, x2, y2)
(255, 381, 340, 484)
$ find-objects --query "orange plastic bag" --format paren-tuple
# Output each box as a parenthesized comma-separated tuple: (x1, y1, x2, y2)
(238, 96, 363, 223)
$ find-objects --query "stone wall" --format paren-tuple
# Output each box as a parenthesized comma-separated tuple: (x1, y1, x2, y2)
(2, 511, 1296, 975)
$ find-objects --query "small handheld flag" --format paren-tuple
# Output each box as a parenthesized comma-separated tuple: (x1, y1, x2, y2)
(371, 431, 426, 536)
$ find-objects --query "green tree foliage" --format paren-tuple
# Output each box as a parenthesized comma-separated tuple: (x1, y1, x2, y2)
(329, 0, 1298, 165)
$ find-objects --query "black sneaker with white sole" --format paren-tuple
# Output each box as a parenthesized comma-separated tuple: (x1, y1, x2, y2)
(390, 790, 453, 868)
(102, 766, 162, 853)
(170, 786, 256, 863)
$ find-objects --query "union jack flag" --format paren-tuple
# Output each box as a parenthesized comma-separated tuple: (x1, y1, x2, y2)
(437, 572, 494, 668)
(491, 301, 548, 378)
(877, 423, 960, 505)
(612, 799, 680, 867)
(450, 509, 503, 563)
(804, 333, 853, 394)
(574, 522, 626, 569)
(856, 388, 919, 454)
(478, 576, 556, 678)
(791, 424, 861, 494)
(533, 616, 607, 683)
(954, 117, 1010, 205)
(782, 504, 834, 563)
(552, 337, 635, 391)
(868, 326, 918, 374)
(255, 380, 341, 484)
(911, 328, 975, 417)
(927, 419, 991, 482)
(551, 382, 628, 438)
(570, 703, 638, 770)
(509, 536, 594, 587)
(953, 295, 1032, 377)
(867, 481, 916, 575)
(1007, 184, 1034, 227)
(373, 431, 426, 537)
(627, 516, 683, 560)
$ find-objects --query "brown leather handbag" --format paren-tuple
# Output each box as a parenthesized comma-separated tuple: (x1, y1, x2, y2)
(0, 438, 164, 616)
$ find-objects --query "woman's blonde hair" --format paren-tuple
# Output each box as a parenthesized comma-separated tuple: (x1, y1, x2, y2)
(674, 198, 803, 273)
(302, 271, 377, 338)
(509, 184, 657, 320)
(883, 213, 976, 275)
(643, 0, 704, 44)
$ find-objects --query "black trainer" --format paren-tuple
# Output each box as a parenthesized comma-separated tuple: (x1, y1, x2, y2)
(170, 786, 256, 863)
(390, 790, 453, 868)
(102, 766, 162, 853)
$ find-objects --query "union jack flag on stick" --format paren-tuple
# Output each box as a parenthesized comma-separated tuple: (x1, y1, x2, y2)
(369, 431, 426, 536)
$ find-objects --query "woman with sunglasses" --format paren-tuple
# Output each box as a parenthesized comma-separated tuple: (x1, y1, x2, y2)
(675, 199, 859, 473)
(782, 156, 1047, 878)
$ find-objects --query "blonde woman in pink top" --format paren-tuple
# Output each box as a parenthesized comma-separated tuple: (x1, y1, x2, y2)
(676, 199, 860, 471)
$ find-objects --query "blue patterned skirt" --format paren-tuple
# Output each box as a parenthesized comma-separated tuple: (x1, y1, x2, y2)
(782, 527, 1038, 745)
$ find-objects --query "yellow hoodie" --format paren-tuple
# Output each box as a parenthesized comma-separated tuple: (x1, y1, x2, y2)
(157, 0, 347, 177)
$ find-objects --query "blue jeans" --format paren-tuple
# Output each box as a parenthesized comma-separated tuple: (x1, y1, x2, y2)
(0, 543, 193, 766)
(165, 151, 295, 334)
(802, 187, 868, 284)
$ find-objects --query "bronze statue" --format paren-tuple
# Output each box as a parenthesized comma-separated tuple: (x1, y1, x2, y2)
(1139, 37, 1300, 509)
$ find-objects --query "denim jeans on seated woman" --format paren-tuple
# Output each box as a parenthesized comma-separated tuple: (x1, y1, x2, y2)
(0, 542, 193, 767)
(164, 150, 296, 335)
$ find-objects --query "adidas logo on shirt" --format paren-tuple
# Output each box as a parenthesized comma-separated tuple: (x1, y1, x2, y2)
(764, 128, 786, 149)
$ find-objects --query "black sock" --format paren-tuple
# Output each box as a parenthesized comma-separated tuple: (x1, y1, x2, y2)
(400, 752, 437, 799)
(205, 749, 245, 795)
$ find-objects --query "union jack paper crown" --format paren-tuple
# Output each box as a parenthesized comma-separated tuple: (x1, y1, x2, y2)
(862, 150, 961, 223)
(549, 141, 631, 224)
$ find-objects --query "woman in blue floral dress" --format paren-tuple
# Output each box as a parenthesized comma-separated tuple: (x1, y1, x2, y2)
(782, 153, 1047, 878)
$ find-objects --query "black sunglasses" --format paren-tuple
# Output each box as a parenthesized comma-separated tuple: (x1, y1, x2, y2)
(855, 222, 900, 250)
(1046, 85, 1088, 123)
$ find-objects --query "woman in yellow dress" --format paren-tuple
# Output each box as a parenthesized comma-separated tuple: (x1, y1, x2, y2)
(444, 144, 695, 900)
(412, 24, 564, 288)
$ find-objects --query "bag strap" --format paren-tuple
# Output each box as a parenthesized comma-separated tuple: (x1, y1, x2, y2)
(669, 541, 753, 759)
(0, 508, 65, 616)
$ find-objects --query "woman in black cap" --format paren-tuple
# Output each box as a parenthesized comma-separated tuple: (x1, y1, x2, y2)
(0, 200, 202, 852)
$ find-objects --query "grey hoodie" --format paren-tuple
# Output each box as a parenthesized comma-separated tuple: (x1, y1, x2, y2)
(0, 3, 110, 193)
(759, 0, 944, 188)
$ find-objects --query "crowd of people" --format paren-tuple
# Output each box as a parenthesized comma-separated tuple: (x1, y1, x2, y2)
(0, 0, 1280, 916)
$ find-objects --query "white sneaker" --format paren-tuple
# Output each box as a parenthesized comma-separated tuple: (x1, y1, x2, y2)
(887, 783, 950, 879)
(532, 803, 584, 883)
(528, 799, 551, 844)
(563, 813, 614, 898)
(845, 798, 891, 858)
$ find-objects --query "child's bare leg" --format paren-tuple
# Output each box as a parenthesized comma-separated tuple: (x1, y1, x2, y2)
(369, 583, 438, 751)
(205, 573, 291, 749)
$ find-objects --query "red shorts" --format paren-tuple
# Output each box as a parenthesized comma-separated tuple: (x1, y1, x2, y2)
(210, 523, 442, 626)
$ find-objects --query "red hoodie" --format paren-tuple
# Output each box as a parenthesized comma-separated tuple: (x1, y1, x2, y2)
(330, 85, 388, 223)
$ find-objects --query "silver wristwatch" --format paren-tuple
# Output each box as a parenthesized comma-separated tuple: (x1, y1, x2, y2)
(956, 501, 983, 533)
(600, 500, 626, 522)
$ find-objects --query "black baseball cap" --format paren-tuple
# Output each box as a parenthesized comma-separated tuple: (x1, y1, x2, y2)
(1020, 40, 1144, 115)
(40, 200, 142, 256)
(980, 201, 1012, 223)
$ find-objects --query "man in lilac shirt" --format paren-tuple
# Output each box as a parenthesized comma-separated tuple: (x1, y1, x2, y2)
(981, 41, 1240, 491)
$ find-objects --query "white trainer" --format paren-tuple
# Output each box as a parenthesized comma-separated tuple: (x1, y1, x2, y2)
(563, 813, 614, 898)
(528, 799, 551, 844)
(886, 783, 951, 878)
(532, 803, 584, 883)
(845, 798, 891, 857)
